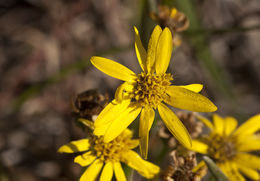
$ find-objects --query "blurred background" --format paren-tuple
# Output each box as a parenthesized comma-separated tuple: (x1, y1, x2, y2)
(0, 0, 260, 180)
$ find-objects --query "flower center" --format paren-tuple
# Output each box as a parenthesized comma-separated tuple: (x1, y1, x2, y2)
(206, 134, 237, 163)
(91, 130, 137, 162)
(130, 72, 172, 108)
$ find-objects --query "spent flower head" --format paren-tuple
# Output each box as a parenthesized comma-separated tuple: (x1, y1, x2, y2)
(190, 114, 260, 181)
(150, 5, 189, 33)
(150, 6, 189, 47)
(58, 129, 160, 181)
(90, 25, 217, 158)
(161, 149, 207, 181)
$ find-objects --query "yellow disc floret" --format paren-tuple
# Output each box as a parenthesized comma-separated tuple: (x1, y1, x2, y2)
(205, 133, 237, 163)
(91, 130, 138, 162)
(130, 72, 173, 108)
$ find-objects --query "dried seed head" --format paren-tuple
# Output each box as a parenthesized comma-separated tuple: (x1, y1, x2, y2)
(150, 5, 189, 47)
(150, 5, 189, 32)
(71, 89, 109, 121)
(161, 149, 207, 181)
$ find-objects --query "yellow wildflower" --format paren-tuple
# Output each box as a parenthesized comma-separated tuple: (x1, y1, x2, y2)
(191, 114, 260, 181)
(90, 25, 217, 158)
(58, 129, 160, 181)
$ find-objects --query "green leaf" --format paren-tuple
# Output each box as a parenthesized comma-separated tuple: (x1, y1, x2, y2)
(203, 156, 229, 181)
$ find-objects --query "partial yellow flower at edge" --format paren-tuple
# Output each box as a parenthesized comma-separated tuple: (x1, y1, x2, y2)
(90, 25, 217, 159)
(58, 129, 160, 181)
(190, 114, 260, 181)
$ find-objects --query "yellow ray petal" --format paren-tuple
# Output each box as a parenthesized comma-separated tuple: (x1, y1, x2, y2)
(234, 153, 260, 170)
(155, 27, 173, 74)
(128, 139, 139, 149)
(90, 56, 136, 81)
(146, 25, 162, 73)
(224, 116, 238, 136)
(178, 84, 203, 93)
(123, 150, 160, 179)
(236, 137, 260, 152)
(93, 121, 112, 137)
(74, 151, 96, 167)
(94, 100, 118, 126)
(100, 162, 113, 181)
(114, 162, 126, 181)
(158, 103, 192, 148)
(139, 107, 155, 159)
(115, 82, 134, 103)
(134, 26, 147, 72)
(94, 100, 130, 135)
(165, 86, 217, 112)
(192, 161, 206, 173)
(237, 164, 260, 180)
(58, 139, 90, 153)
(79, 159, 103, 181)
(196, 115, 214, 130)
(219, 162, 246, 181)
(229, 163, 246, 181)
(190, 140, 208, 154)
(213, 114, 225, 135)
(95, 100, 130, 126)
(78, 118, 94, 130)
(217, 162, 230, 180)
(233, 114, 260, 137)
(103, 105, 142, 143)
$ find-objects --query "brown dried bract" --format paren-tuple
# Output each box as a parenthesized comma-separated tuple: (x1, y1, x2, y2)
(161, 149, 207, 181)
(71, 89, 109, 121)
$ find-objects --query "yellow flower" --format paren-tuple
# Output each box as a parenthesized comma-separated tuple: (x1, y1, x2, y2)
(90, 25, 217, 158)
(191, 114, 260, 181)
(58, 129, 159, 181)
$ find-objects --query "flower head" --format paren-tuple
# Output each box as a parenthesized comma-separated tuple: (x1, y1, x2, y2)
(161, 149, 207, 181)
(90, 25, 217, 158)
(191, 114, 260, 181)
(150, 5, 190, 33)
(58, 129, 160, 181)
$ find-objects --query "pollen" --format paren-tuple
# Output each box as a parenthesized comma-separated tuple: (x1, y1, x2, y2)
(91, 130, 137, 162)
(205, 134, 237, 163)
(130, 72, 173, 108)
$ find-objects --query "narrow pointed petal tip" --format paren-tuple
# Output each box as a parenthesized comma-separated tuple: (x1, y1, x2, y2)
(90, 56, 136, 82)
(179, 84, 203, 93)
(158, 103, 192, 148)
(123, 150, 160, 179)
(191, 140, 208, 154)
(134, 26, 147, 72)
(155, 27, 173, 74)
(165, 86, 218, 113)
(213, 114, 225, 135)
(146, 25, 162, 73)
(58, 139, 90, 153)
(79, 159, 104, 181)
(139, 108, 155, 159)
(234, 114, 260, 136)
